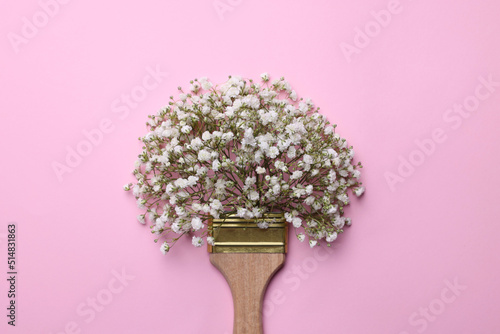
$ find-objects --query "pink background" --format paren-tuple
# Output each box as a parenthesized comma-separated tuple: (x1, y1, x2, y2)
(1, 0, 500, 333)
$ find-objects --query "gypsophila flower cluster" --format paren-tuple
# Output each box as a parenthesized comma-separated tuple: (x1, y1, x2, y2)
(124, 73, 364, 254)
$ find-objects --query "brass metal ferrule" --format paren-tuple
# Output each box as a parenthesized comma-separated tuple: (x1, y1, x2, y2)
(207, 213, 288, 254)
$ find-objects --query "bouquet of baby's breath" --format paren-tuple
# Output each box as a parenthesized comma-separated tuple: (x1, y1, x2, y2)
(124, 73, 364, 254)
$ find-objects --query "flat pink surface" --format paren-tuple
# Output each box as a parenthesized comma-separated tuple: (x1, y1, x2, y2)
(1, 0, 500, 333)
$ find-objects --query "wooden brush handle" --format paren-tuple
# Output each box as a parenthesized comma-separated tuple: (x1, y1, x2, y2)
(210, 253, 286, 334)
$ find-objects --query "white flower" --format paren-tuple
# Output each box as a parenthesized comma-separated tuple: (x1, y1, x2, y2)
(303, 154, 313, 164)
(198, 149, 211, 162)
(267, 146, 279, 159)
(123, 183, 131, 191)
(336, 193, 349, 204)
(256, 167, 266, 174)
(222, 132, 234, 142)
(307, 220, 318, 228)
(287, 146, 296, 159)
(274, 160, 286, 171)
(245, 176, 256, 186)
(309, 240, 317, 248)
(155, 218, 165, 229)
(312, 201, 322, 210)
(277, 139, 291, 152)
(191, 217, 203, 231)
(196, 167, 208, 176)
(260, 72, 269, 81)
(354, 186, 365, 197)
(305, 185, 313, 195)
(289, 90, 297, 101)
(328, 170, 337, 182)
(292, 217, 302, 228)
(210, 199, 223, 211)
(137, 198, 146, 209)
(290, 171, 303, 180)
(132, 184, 141, 197)
(326, 232, 338, 242)
(212, 159, 221, 171)
(181, 125, 192, 133)
(160, 242, 170, 255)
(225, 86, 240, 97)
(334, 216, 345, 228)
(257, 221, 269, 229)
(202, 131, 212, 141)
(174, 178, 189, 188)
(190, 82, 200, 92)
(326, 205, 337, 215)
(137, 214, 145, 224)
(192, 236, 203, 247)
(237, 207, 248, 218)
(304, 196, 315, 206)
(246, 95, 260, 109)
(297, 233, 305, 242)
(187, 176, 199, 187)
(175, 206, 186, 217)
(254, 151, 263, 163)
(207, 236, 215, 246)
(249, 190, 260, 201)
(199, 77, 213, 90)
(190, 138, 203, 150)
(171, 222, 181, 233)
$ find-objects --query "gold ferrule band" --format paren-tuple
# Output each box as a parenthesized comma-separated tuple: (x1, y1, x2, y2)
(208, 214, 288, 254)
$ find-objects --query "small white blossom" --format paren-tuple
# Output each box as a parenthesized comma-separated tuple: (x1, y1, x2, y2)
(207, 236, 215, 246)
(304, 196, 315, 206)
(326, 232, 338, 242)
(210, 199, 223, 211)
(354, 186, 365, 197)
(192, 236, 203, 247)
(256, 167, 266, 174)
(191, 217, 203, 231)
(267, 146, 279, 159)
(202, 131, 212, 141)
(257, 221, 269, 229)
(199, 77, 213, 90)
(337, 193, 349, 204)
(160, 242, 170, 255)
(249, 190, 260, 201)
(198, 149, 211, 162)
(292, 217, 302, 228)
(245, 176, 256, 186)
(212, 159, 221, 171)
(181, 125, 192, 133)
